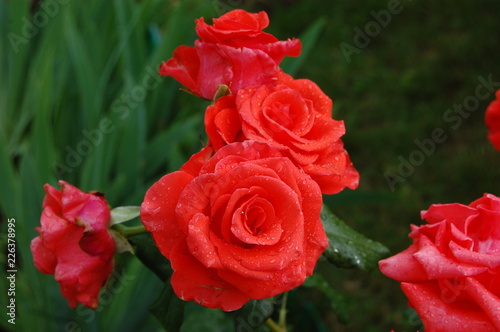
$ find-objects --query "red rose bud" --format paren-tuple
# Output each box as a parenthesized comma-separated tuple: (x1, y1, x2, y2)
(379, 193, 500, 331)
(30, 181, 115, 309)
(159, 9, 301, 100)
(205, 71, 359, 194)
(140, 141, 328, 311)
(485, 89, 500, 151)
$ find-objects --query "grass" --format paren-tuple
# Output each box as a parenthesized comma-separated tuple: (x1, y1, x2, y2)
(1, 0, 499, 331)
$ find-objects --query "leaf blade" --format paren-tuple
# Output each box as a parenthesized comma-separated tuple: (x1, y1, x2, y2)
(149, 281, 185, 332)
(321, 205, 390, 271)
(110, 206, 141, 225)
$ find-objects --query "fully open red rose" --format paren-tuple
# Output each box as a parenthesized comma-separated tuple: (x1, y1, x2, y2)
(205, 72, 359, 194)
(30, 181, 115, 309)
(379, 193, 500, 331)
(159, 9, 301, 100)
(485, 89, 500, 151)
(140, 141, 328, 311)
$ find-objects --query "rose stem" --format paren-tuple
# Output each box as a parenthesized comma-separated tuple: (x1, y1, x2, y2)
(265, 318, 286, 332)
(113, 224, 148, 238)
(264, 292, 289, 332)
(278, 292, 288, 329)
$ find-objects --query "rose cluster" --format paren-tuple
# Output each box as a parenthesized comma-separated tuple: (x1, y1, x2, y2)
(29, 8, 358, 313)
(141, 9, 359, 311)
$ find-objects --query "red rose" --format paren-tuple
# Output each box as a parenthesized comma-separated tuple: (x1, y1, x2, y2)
(205, 72, 359, 194)
(140, 141, 328, 311)
(30, 181, 115, 309)
(379, 193, 500, 331)
(485, 89, 500, 151)
(159, 9, 301, 100)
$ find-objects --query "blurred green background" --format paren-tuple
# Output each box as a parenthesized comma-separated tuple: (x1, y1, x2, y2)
(1, 0, 499, 331)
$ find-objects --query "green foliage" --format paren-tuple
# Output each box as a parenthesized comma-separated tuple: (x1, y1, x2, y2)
(130, 233, 173, 282)
(233, 298, 276, 331)
(110, 206, 141, 225)
(149, 282, 185, 332)
(0, 0, 210, 331)
(321, 205, 389, 271)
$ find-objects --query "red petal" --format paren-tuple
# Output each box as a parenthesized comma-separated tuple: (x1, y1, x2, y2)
(42, 183, 62, 211)
(464, 277, 500, 330)
(159, 45, 201, 96)
(77, 199, 115, 261)
(379, 244, 430, 282)
(170, 241, 250, 311)
(30, 236, 57, 274)
(401, 282, 497, 332)
(140, 171, 194, 258)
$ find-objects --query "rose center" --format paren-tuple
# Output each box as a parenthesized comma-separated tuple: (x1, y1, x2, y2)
(230, 195, 281, 246)
(243, 204, 266, 235)
(267, 102, 294, 129)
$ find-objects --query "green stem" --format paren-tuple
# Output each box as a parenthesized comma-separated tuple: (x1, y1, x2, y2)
(278, 292, 288, 329)
(112, 224, 147, 238)
(265, 318, 286, 332)
(264, 293, 289, 332)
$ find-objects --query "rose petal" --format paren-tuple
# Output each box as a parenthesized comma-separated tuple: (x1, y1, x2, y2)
(379, 244, 429, 282)
(205, 95, 241, 150)
(195, 42, 278, 99)
(42, 183, 62, 211)
(187, 213, 223, 269)
(53, 224, 112, 309)
(485, 91, 500, 151)
(141, 171, 194, 258)
(159, 45, 200, 96)
(401, 282, 497, 332)
(276, 72, 332, 117)
(450, 241, 500, 269)
(30, 236, 57, 274)
(169, 241, 250, 311)
(420, 203, 478, 231)
(464, 277, 500, 330)
(59, 181, 97, 222)
(77, 199, 114, 261)
(180, 145, 215, 177)
(217, 258, 306, 300)
(39, 207, 73, 250)
(413, 235, 488, 279)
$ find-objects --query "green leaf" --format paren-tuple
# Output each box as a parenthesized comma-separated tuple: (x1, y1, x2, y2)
(233, 298, 276, 331)
(110, 206, 141, 225)
(181, 306, 233, 332)
(129, 233, 173, 282)
(321, 205, 390, 271)
(149, 281, 185, 332)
